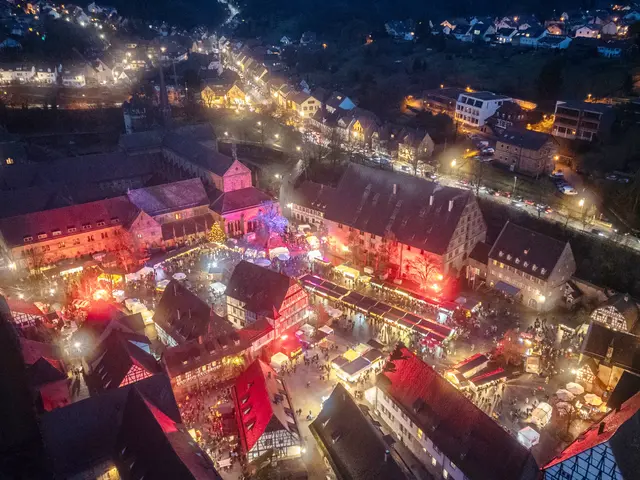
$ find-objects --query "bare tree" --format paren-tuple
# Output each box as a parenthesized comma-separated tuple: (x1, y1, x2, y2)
(405, 254, 440, 290)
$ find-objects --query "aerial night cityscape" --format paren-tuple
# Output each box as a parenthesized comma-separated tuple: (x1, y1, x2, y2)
(1, 0, 640, 479)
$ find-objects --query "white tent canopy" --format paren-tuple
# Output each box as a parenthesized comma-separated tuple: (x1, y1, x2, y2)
(211, 282, 226, 294)
(566, 382, 585, 395)
(584, 393, 603, 406)
(531, 402, 553, 428)
(556, 389, 575, 402)
(271, 352, 289, 370)
(517, 427, 540, 449)
(269, 247, 290, 260)
(126, 266, 154, 282)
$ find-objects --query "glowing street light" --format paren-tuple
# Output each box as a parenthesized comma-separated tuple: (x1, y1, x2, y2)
(257, 121, 262, 126)
(274, 133, 280, 139)
(274, 173, 281, 179)
(224, 131, 229, 136)
(450, 159, 457, 167)
(578, 198, 585, 208)
(296, 145, 301, 151)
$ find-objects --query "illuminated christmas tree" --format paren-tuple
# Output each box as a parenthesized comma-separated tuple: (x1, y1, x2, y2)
(208, 222, 226, 244)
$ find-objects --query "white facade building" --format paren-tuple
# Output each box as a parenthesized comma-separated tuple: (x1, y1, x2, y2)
(455, 91, 512, 127)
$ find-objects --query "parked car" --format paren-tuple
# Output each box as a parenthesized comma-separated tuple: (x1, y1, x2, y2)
(591, 229, 606, 237)
(481, 147, 495, 155)
(550, 171, 564, 178)
(562, 187, 578, 195)
(605, 174, 618, 181)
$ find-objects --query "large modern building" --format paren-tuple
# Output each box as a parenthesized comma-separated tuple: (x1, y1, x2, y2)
(543, 390, 640, 480)
(226, 261, 309, 336)
(372, 346, 539, 480)
(487, 222, 576, 311)
(455, 91, 512, 128)
(552, 101, 615, 142)
(312, 163, 487, 275)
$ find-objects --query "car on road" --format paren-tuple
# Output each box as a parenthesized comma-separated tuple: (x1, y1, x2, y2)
(591, 229, 606, 237)
(562, 187, 578, 195)
(481, 147, 495, 155)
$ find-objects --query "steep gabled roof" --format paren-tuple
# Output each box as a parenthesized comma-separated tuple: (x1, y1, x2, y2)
(377, 347, 539, 480)
(226, 261, 296, 316)
(324, 163, 473, 255)
(310, 383, 408, 480)
(582, 322, 640, 374)
(497, 129, 553, 151)
(290, 181, 335, 212)
(488, 221, 569, 280)
(162, 132, 234, 177)
(233, 360, 299, 453)
(89, 330, 160, 391)
(152, 280, 213, 345)
(27, 357, 67, 388)
(596, 294, 640, 334)
(209, 187, 272, 215)
(544, 391, 640, 479)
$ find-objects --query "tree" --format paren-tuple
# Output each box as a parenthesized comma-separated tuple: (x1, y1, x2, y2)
(494, 329, 525, 366)
(208, 221, 227, 244)
(255, 203, 288, 254)
(112, 232, 137, 273)
(405, 254, 441, 290)
(536, 58, 565, 102)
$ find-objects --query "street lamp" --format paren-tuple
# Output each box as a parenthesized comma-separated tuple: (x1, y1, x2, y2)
(450, 159, 457, 168)
(224, 131, 229, 136)
(274, 133, 280, 139)
(274, 173, 281, 179)
(513, 176, 518, 195)
(578, 198, 585, 208)
(257, 121, 262, 126)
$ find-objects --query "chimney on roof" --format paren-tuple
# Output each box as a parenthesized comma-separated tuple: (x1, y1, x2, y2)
(188, 308, 192, 319)
(384, 449, 390, 463)
(177, 309, 181, 320)
(598, 422, 605, 435)
(624, 294, 629, 302)
(393, 183, 397, 195)
(448, 199, 454, 212)
(198, 335, 204, 344)
(429, 195, 434, 206)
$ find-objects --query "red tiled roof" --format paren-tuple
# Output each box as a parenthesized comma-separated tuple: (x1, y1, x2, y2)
(233, 360, 298, 453)
(7, 297, 44, 316)
(544, 390, 640, 470)
(378, 347, 538, 480)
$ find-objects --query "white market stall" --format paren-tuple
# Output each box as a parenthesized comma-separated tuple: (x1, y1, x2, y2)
(566, 382, 585, 395)
(555, 389, 575, 402)
(517, 427, 540, 449)
(271, 352, 289, 371)
(531, 402, 553, 429)
(172, 272, 187, 281)
(211, 282, 227, 295)
(125, 266, 154, 282)
(269, 247, 290, 260)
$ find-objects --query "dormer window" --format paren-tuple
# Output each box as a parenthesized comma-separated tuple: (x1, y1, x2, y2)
(506, 254, 512, 261)
(96, 221, 106, 227)
(52, 230, 61, 236)
(243, 406, 252, 415)
(82, 223, 92, 230)
(515, 258, 520, 264)
(111, 217, 120, 224)
(523, 261, 528, 267)
(23, 236, 33, 242)
(68, 227, 77, 233)
(246, 420, 255, 430)
(498, 251, 504, 257)
(532, 265, 538, 272)
(541, 268, 547, 275)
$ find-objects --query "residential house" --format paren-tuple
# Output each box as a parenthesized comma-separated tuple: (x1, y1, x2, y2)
(590, 293, 640, 334)
(465, 241, 491, 283)
(397, 128, 435, 161)
(0, 64, 35, 83)
(6, 298, 51, 329)
(487, 221, 576, 311)
(289, 180, 335, 228)
(348, 108, 381, 147)
(423, 87, 466, 116)
(537, 35, 572, 49)
(226, 261, 309, 336)
(323, 163, 487, 274)
(325, 92, 356, 114)
(287, 91, 320, 118)
(455, 91, 512, 128)
(300, 31, 317, 46)
(601, 21, 619, 36)
(385, 20, 416, 41)
(470, 22, 496, 42)
(310, 383, 410, 480)
(233, 360, 302, 462)
(35, 67, 56, 84)
(39, 374, 223, 479)
(452, 23, 473, 42)
(373, 346, 540, 480)
(494, 129, 556, 176)
(546, 24, 565, 36)
(485, 101, 529, 132)
(496, 27, 518, 43)
(514, 27, 546, 47)
(200, 82, 235, 107)
(577, 321, 640, 395)
(575, 24, 602, 38)
(61, 68, 86, 87)
(552, 100, 615, 142)
(543, 390, 640, 480)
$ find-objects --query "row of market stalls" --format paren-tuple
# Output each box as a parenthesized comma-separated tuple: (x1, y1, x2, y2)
(444, 353, 509, 392)
(330, 341, 385, 383)
(299, 274, 455, 347)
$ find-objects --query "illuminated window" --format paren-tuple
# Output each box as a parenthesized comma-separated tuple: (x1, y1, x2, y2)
(417, 428, 423, 440)
(5, 157, 13, 165)
(432, 458, 437, 467)
(443, 470, 449, 479)
(175, 213, 181, 220)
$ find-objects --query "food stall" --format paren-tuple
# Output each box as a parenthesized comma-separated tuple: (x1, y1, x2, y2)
(531, 402, 553, 429)
(517, 427, 540, 449)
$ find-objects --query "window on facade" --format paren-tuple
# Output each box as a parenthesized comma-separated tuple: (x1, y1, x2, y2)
(443, 470, 449, 479)
(450, 461, 457, 470)
(515, 258, 520, 264)
(68, 227, 77, 233)
(175, 213, 181, 220)
(523, 261, 528, 267)
(5, 157, 14, 165)
(498, 251, 504, 257)
(417, 428, 423, 440)
(96, 221, 105, 227)
(432, 458, 437, 467)
(541, 268, 546, 275)
(37, 233, 47, 239)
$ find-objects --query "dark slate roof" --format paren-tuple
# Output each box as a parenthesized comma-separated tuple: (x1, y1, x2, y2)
(118, 130, 165, 152)
(556, 100, 613, 115)
(288, 91, 311, 105)
(27, 357, 67, 388)
(497, 129, 553, 151)
(377, 347, 539, 480)
(89, 330, 161, 391)
(488, 221, 569, 280)
(324, 163, 473, 255)
(127, 178, 209, 217)
(0, 196, 140, 248)
(608, 371, 640, 410)
(152, 280, 214, 345)
(582, 322, 640, 374)
(40, 376, 221, 479)
(290, 181, 335, 212)
(226, 261, 295, 316)
(162, 132, 234, 177)
(310, 383, 408, 480)
(462, 91, 511, 101)
(544, 391, 640, 480)
(468, 241, 491, 264)
(210, 187, 272, 214)
(497, 27, 517, 36)
(39, 374, 183, 478)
